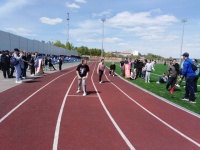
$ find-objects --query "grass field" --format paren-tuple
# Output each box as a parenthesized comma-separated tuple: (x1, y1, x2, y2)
(106, 62, 200, 115)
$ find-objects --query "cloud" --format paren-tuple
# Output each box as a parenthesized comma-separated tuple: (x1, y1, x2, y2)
(119, 43, 129, 46)
(75, 0, 87, 3)
(104, 37, 121, 43)
(66, 2, 80, 9)
(4, 27, 36, 37)
(92, 9, 113, 18)
(40, 17, 62, 25)
(107, 10, 178, 41)
(0, 0, 30, 17)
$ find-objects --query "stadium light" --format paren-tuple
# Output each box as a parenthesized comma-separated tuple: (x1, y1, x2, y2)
(179, 19, 187, 64)
(67, 13, 70, 45)
(101, 18, 106, 58)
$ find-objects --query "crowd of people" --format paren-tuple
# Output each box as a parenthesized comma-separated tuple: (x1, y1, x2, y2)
(118, 53, 199, 103)
(0, 48, 64, 84)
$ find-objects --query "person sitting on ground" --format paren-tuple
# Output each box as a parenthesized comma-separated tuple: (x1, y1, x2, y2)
(156, 73, 168, 83)
(130, 68, 137, 80)
(109, 62, 116, 76)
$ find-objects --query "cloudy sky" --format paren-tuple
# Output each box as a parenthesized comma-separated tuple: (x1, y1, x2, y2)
(0, 0, 200, 58)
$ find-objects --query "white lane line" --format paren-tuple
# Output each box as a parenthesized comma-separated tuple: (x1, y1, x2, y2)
(105, 66, 200, 118)
(53, 76, 76, 150)
(105, 73, 200, 148)
(0, 69, 75, 123)
(68, 95, 98, 97)
(91, 64, 135, 150)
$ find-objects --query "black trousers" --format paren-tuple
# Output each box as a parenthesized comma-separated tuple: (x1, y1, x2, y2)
(194, 75, 199, 93)
(166, 77, 177, 90)
(99, 70, 104, 82)
(2, 66, 10, 78)
(59, 65, 62, 71)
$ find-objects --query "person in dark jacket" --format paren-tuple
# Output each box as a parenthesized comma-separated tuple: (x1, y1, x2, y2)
(58, 56, 63, 71)
(109, 62, 116, 76)
(29, 54, 35, 76)
(1, 50, 10, 78)
(48, 57, 56, 70)
(166, 60, 178, 91)
(179, 52, 196, 103)
(193, 59, 200, 94)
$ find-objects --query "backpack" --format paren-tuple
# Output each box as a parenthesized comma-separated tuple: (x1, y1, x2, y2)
(191, 64, 197, 72)
(187, 60, 197, 72)
(10, 56, 19, 66)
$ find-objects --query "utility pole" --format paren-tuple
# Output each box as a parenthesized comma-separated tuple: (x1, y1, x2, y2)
(101, 18, 106, 58)
(66, 13, 70, 46)
(179, 19, 187, 64)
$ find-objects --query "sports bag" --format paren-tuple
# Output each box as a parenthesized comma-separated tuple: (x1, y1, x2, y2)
(10, 56, 19, 66)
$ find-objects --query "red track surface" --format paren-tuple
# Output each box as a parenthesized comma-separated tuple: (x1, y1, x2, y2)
(0, 62, 200, 150)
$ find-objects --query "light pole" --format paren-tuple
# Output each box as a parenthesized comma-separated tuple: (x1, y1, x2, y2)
(179, 19, 187, 64)
(101, 18, 106, 58)
(66, 13, 70, 46)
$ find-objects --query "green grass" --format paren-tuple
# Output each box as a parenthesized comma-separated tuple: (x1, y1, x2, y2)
(106, 62, 200, 115)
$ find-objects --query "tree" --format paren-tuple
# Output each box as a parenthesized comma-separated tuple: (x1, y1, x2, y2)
(66, 42, 74, 50)
(53, 40, 66, 49)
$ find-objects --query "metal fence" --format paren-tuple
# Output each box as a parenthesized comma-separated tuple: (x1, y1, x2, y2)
(0, 30, 78, 56)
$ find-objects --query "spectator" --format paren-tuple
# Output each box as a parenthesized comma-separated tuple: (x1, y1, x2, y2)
(76, 59, 90, 96)
(156, 73, 168, 83)
(8, 51, 15, 78)
(193, 59, 200, 94)
(119, 58, 125, 76)
(109, 62, 116, 76)
(97, 59, 106, 83)
(13, 48, 23, 83)
(129, 58, 132, 74)
(141, 59, 147, 79)
(124, 58, 129, 64)
(48, 57, 56, 71)
(144, 59, 155, 83)
(179, 52, 196, 103)
(58, 56, 63, 71)
(34, 52, 39, 73)
(21, 51, 28, 79)
(166, 60, 178, 91)
(29, 54, 35, 76)
(137, 59, 144, 78)
(130, 68, 137, 80)
(1, 50, 10, 78)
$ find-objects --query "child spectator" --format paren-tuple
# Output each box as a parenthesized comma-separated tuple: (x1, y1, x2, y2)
(109, 62, 116, 76)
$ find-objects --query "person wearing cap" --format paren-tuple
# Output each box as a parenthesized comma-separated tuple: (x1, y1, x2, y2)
(179, 52, 197, 103)
(13, 48, 23, 83)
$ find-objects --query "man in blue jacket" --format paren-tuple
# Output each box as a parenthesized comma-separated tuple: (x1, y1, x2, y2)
(179, 52, 196, 103)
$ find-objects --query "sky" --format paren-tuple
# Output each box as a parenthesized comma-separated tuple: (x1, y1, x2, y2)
(0, 0, 200, 58)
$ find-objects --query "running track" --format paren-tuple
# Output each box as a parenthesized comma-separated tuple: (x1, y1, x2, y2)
(0, 62, 200, 150)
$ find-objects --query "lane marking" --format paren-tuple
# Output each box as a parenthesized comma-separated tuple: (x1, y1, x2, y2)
(106, 66, 200, 118)
(105, 73, 200, 148)
(68, 95, 98, 97)
(53, 62, 94, 150)
(91, 64, 135, 150)
(53, 76, 76, 150)
(0, 69, 75, 123)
